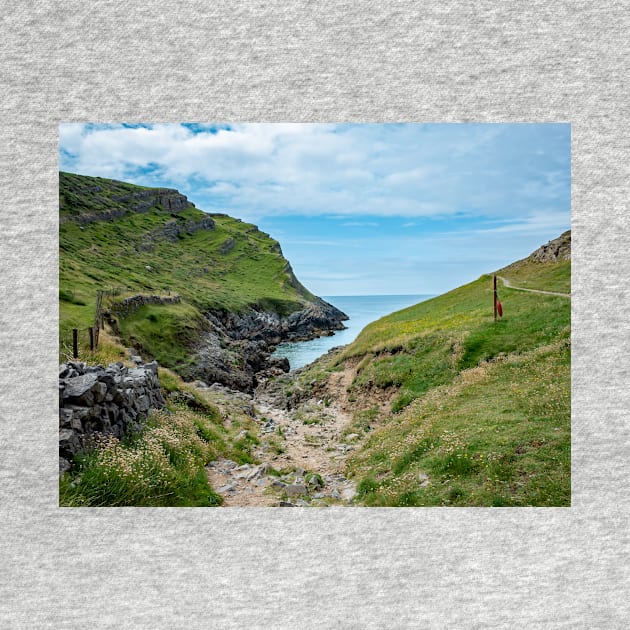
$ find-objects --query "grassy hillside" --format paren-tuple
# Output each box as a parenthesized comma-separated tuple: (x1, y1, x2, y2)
(59, 172, 316, 364)
(498, 259, 571, 294)
(330, 255, 570, 506)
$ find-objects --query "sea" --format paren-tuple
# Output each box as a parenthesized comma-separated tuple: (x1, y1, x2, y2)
(271, 294, 433, 370)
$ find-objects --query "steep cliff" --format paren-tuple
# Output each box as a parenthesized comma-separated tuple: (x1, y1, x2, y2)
(59, 172, 347, 390)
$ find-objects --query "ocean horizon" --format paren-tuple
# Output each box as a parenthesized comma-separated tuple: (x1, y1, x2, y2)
(272, 294, 433, 370)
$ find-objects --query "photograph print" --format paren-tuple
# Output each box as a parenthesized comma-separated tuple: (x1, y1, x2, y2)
(58, 122, 571, 507)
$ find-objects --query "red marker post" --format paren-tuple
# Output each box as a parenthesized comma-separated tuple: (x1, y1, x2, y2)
(493, 275, 503, 321)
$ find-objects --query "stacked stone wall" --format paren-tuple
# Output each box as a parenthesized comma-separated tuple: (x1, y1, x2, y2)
(109, 294, 181, 318)
(59, 360, 164, 474)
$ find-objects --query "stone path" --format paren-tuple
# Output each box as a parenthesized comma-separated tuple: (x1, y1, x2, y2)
(202, 367, 360, 507)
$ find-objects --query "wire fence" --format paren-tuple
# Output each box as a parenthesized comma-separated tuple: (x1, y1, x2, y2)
(67, 287, 126, 359)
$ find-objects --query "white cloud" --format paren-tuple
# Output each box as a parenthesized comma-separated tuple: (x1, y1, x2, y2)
(384, 166, 436, 185)
(59, 123, 570, 227)
(472, 209, 570, 236)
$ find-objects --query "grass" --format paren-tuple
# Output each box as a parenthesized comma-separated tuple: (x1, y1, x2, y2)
(117, 302, 205, 368)
(349, 340, 570, 506)
(498, 259, 571, 294)
(337, 257, 570, 506)
(339, 269, 570, 413)
(59, 336, 261, 506)
(59, 171, 316, 371)
(59, 407, 224, 507)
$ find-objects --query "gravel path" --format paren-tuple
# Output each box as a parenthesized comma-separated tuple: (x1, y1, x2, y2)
(498, 275, 571, 297)
(204, 364, 361, 507)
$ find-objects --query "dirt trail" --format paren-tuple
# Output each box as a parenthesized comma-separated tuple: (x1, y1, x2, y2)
(498, 275, 570, 298)
(205, 363, 362, 507)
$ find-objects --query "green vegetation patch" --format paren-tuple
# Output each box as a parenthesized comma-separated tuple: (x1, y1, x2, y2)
(116, 302, 205, 368)
(334, 257, 570, 507)
(348, 340, 570, 507)
(59, 407, 224, 507)
(499, 259, 571, 294)
(59, 172, 319, 370)
(339, 262, 570, 412)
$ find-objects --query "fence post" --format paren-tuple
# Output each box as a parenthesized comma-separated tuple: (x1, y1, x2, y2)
(493, 275, 497, 322)
(72, 329, 79, 358)
(89, 327, 94, 351)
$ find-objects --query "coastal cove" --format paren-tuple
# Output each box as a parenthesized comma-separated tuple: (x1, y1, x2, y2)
(272, 294, 433, 370)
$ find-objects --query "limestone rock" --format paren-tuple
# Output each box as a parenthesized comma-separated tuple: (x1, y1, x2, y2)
(64, 373, 98, 398)
(285, 484, 307, 497)
(529, 230, 571, 263)
(59, 360, 165, 472)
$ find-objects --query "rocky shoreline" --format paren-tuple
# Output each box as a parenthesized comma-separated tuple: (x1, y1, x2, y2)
(179, 298, 348, 393)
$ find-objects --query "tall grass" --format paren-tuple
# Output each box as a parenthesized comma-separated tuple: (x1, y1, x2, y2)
(59, 347, 263, 507)
(59, 407, 223, 507)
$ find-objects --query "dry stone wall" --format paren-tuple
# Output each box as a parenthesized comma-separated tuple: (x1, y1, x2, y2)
(109, 294, 181, 318)
(59, 360, 165, 474)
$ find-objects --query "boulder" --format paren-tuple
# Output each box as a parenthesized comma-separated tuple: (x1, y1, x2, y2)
(285, 484, 307, 497)
(91, 381, 107, 403)
(59, 428, 82, 458)
(63, 373, 98, 398)
(59, 408, 73, 428)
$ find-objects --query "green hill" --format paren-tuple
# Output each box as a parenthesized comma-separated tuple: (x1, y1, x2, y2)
(306, 235, 571, 506)
(59, 172, 346, 389)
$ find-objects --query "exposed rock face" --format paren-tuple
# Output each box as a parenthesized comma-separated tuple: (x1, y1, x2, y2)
(284, 299, 347, 340)
(63, 186, 195, 225)
(59, 360, 165, 473)
(147, 216, 215, 243)
(180, 300, 348, 393)
(530, 230, 571, 262)
(218, 237, 235, 254)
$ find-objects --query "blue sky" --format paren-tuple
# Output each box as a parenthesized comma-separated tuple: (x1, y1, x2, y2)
(59, 123, 571, 295)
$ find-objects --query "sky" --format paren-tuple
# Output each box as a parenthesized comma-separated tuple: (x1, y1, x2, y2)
(59, 123, 571, 296)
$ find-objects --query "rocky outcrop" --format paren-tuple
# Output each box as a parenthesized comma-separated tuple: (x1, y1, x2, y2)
(146, 216, 216, 244)
(218, 237, 235, 254)
(283, 299, 348, 341)
(73, 208, 127, 224)
(180, 300, 348, 393)
(529, 230, 571, 263)
(63, 185, 195, 225)
(59, 360, 165, 474)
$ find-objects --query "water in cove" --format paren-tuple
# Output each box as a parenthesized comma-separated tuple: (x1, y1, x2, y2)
(272, 294, 433, 370)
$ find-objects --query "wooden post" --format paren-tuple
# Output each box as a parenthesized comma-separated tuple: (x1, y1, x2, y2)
(493, 275, 497, 322)
(89, 327, 94, 351)
(72, 328, 79, 358)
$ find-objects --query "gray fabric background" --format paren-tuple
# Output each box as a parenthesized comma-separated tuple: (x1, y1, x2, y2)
(1, 1, 628, 627)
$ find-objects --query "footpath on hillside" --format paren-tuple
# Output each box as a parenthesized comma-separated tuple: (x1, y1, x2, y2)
(497, 276, 570, 298)
(201, 361, 363, 507)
